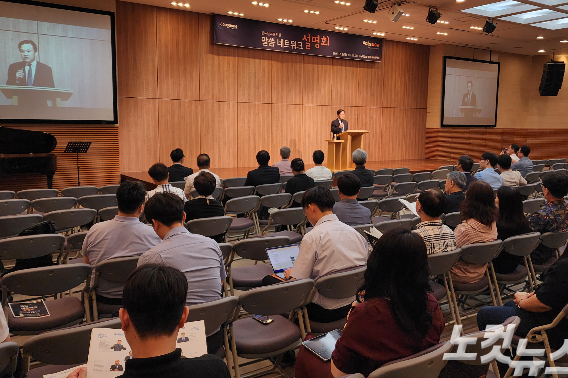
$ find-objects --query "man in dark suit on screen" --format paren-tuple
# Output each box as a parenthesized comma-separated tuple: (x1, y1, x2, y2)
(461, 81, 476, 107)
(6, 40, 54, 88)
(331, 109, 348, 139)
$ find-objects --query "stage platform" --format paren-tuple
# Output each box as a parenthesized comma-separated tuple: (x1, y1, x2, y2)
(121, 158, 456, 189)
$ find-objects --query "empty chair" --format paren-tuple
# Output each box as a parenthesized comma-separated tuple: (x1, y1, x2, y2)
(418, 180, 440, 192)
(223, 177, 247, 188)
(255, 183, 282, 196)
(358, 200, 379, 217)
(393, 173, 412, 183)
(261, 208, 306, 243)
(31, 197, 77, 213)
(330, 188, 340, 202)
(255, 193, 292, 232)
(392, 167, 410, 175)
(552, 162, 566, 170)
(372, 175, 393, 199)
(427, 249, 462, 324)
(98, 206, 119, 221)
(373, 175, 392, 187)
(223, 186, 254, 200)
(0, 234, 65, 270)
(292, 190, 305, 205)
(375, 218, 415, 233)
(61, 186, 99, 198)
(184, 216, 233, 242)
(169, 181, 186, 190)
(391, 182, 417, 198)
(540, 170, 556, 180)
(438, 165, 455, 172)
(373, 198, 405, 223)
(0, 214, 42, 238)
(374, 168, 393, 176)
(0, 199, 30, 216)
(313, 180, 333, 189)
(190, 187, 223, 200)
(515, 182, 538, 197)
(523, 198, 545, 215)
(412, 172, 432, 183)
(443, 212, 461, 228)
(279, 175, 293, 183)
(43, 208, 97, 232)
(430, 169, 449, 180)
(0, 191, 15, 200)
(525, 171, 541, 183)
(77, 194, 117, 212)
(225, 195, 260, 238)
(555, 168, 568, 176)
(16, 189, 58, 201)
(357, 186, 376, 200)
(98, 184, 120, 194)
(333, 170, 350, 178)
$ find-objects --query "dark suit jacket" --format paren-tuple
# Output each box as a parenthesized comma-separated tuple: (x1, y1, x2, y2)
(244, 165, 280, 187)
(285, 173, 315, 195)
(351, 166, 374, 187)
(445, 191, 465, 214)
(6, 61, 54, 88)
(331, 118, 349, 135)
(184, 198, 225, 242)
(461, 92, 476, 106)
(110, 364, 123, 371)
(168, 164, 193, 182)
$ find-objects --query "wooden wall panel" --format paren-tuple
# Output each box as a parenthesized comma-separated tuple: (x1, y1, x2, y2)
(378, 108, 426, 160)
(272, 53, 303, 105)
(358, 61, 384, 108)
(237, 103, 272, 168)
(116, 1, 157, 98)
(237, 49, 272, 104)
(156, 8, 200, 100)
(157, 100, 201, 167)
(200, 101, 238, 170)
(271, 104, 304, 162)
(300, 105, 334, 163)
(302, 55, 332, 106)
(331, 59, 361, 107)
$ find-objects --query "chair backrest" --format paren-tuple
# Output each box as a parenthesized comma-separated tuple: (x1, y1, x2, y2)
(525, 172, 541, 183)
(393, 182, 417, 196)
(430, 169, 450, 180)
(223, 177, 247, 188)
(2, 263, 92, 296)
(292, 190, 306, 204)
(16, 189, 58, 201)
(357, 186, 376, 199)
(392, 167, 410, 175)
(218, 242, 233, 263)
(358, 200, 378, 215)
(523, 198, 545, 215)
(375, 168, 393, 176)
(418, 180, 441, 192)
(66, 231, 88, 251)
(185, 296, 239, 335)
(31, 197, 77, 213)
(330, 188, 340, 202)
(459, 240, 503, 265)
(375, 218, 415, 233)
(439, 165, 455, 172)
(393, 173, 412, 183)
(232, 236, 291, 261)
(78, 194, 118, 212)
(260, 193, 292, 209)
(514, 182, 538, 197)
(374, 175, 392, 186)
(352, 224, 373, 240)
(169, 181, 185, 190)
(0, 214, 42, 238)
(255, 183, 283, 196)
(238, 278, 315, 315)
(555, 168, 568, 176)
(377, 198, 404, 213)
(552, 163, 566, 170)
(0, 199, 30, 216)
(314, 180, 333, 189)
(315, 266, 366, 300)
(334, 170, 350, 178)
(99, 206, 119, 221)
(61, 186, 99, 198)
(532, 164, 545, 172)
(540, 231, 568, 249)
(190, 187, 223, 200)
(0, 191, 15, 200)
(540, 170, 556, 180)
(99, 184, 120, 194)
(23, 318, 122, 365)
(185, 216, 233, 237)
(93, 256, 140, 285)
(427, 248, 462, 276)
(0, 234, 65, 260)
(412, 172, 432, 183)
(223, 186, 255, 199)
(443, 212, 461, 228)
(43, 208, 97, 231)
(368, 342, 453, 378)
(225, 195, 260, 214)
(279, 175, 293, 183)
(471, 163, 480, 172)
(269, 208, 306, 226)
(502, 232, 541, 257)
(0, 342, 20, 375)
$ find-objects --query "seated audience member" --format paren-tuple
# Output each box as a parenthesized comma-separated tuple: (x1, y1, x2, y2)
(492, 186, 532, 274)
(285, 158, 315, 196)
(295, 229, 444, 378)
(184, 172, 225, 243)
(474, 152, 502, 190)
(277, 187, 368, 323)
(83, 181, 161, 306)
(273, 146, 293, 175)
(414, 189, 456, 255)
(511, 145, 533, 178)
(501, 143, 520, 163)
(66, 265, 230, 378)
(450, 181, 498, 284)
(444, 171, 466, 213)
(351, 148, 374, 187)
(456, 155, 477, 191)
(244, 150, 280, 187)
(306, 150, 333, 181)
(146, 163, 186, 202)
(183, 154, 222, 199)
(529, 173, 568, 265)
(167, 148, 193, 182)
(497, 154, 527, 187)
(333, 173, 371, 226)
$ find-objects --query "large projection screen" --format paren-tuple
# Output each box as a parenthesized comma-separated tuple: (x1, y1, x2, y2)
(442, 57, 500, 127)
(0, 0, 117, 124)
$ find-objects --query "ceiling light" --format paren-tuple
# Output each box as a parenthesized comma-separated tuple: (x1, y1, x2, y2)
(402, 26, 414, 29)
(537, 36, 544, 39)
(437, 20, 449, 24)
(229, 11, 244, 16)
(252, 1, 269, 6)
(406, 37, 418, 40)
(184, 3, 189, 7)
(483, 18, 497, 33)
(278, 18, 292, 23)
(364, 19, 377, 23)
(437, 31, 448, 35)
(456, 0, 465, 2)
(335, 26, 348, 30)
(373, 32, 385, 36)
(403, 13, 410, 16)
(538, 49, 545, 52)
(426, 7, 442, 24)
(171, 1, 176, 4)
(304, 9, 319, 14)
(470, 25, 483, 30)
(561, 39, 568, 42)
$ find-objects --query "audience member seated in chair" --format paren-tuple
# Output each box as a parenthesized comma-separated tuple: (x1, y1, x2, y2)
(285, 158, 315, 198)
(244, 150, 280, 187)
(456, 155, 477, 191)
(474, 152, 502, 191)
(529, 173, 568, 265)
(492, 186, 532, 274)
(350, 149, 374, 188)
(497, 154, 527, 187)
(450, 181, 498, 284)
(66, 265, 230, 378)
(83, 181, 161, 307)
(167, 148, 193, 183)
(273, 146, 293, 175)
(477, 254, 568, 377)
(444, 171, 466, 213)
(306, 150, 333, 181)
(184, 172, 225, 242)
(295, 229, 445, 378)
(146, 163, 186, 203)
(500, 143, 520, 163)
(332, 173, 371, 226)
(414, 189, 456, 255)
(263, 187, 367, 324)
(184, 154, 222, 200)
(511, 145, 533, 178)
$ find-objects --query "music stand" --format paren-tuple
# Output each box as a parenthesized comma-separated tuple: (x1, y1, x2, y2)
(64, 142, 91, 186)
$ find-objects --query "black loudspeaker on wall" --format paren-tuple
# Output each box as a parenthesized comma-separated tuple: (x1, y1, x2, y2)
(539, 60, 565, 96)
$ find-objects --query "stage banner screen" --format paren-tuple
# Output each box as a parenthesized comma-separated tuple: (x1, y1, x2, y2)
(213, 14, 383, 62)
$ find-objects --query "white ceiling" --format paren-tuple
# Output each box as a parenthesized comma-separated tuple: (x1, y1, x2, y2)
(123, 0, 568, 55)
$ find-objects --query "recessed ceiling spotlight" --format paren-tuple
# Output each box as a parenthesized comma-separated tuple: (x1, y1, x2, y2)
(277, 18, 292, 23)
(402, 25, 414, 29)
(537, 36, 544, 39)
(470, 26, 483, 30)
(304, 10, 320, 14)
(437, 20, 449, 24)
(404, 13, 410, 16)
(171, 2, 190, 7)
(252, 2, 269, 7)
(373, 32, 385, 36)
(406, 37, 418, 40)
(335, 26, 348, 30)
(538, 49, 545, 52)
(171, 1, 176, 4)
(335, 1, 350, 5)
(364, 19, 378, 23)
(437, 32, 448, 35)
(456, 0, 465, 2)
(228, 11, 244, 16)
(561, 40, 568, 43)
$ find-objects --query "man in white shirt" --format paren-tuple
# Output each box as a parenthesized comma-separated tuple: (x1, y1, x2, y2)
(284, 187, 368, 323)
(183, 154, 222, 199)
(145, 163, 186, 202)
(497, 154, 527, 187)
(305, 150, 333, 181)
(501, 144, 520, 163)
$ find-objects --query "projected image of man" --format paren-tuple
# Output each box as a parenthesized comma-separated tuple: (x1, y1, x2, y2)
(6, 40, 54, 88)
(461, 81, 476, 107)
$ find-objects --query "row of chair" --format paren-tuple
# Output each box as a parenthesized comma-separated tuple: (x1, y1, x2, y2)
(0, 185, 120, 202)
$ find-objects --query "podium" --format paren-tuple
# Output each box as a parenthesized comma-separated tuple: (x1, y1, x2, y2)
(326, 139, 344, 171)
(337, 130, 370, 171)
(459, 106, 482, 118)
(0, 85, 73, 107)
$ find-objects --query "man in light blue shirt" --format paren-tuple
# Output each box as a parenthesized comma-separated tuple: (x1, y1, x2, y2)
(511, 145, 533, 178)
(474, 152, 502, 190)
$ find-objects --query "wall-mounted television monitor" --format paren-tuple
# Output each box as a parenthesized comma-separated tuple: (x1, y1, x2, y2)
(0, 0, 117, 124)
(442, 56, 500, 127)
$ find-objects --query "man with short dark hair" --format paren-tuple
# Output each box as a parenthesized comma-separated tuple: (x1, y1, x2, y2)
(7, 40, 54, 88)
(306, 150, 332, 181)
(501, 144, 520, 163)
(331, 109, 348, 138)
(146, 163, 186, 202)
(414, 189, 456, 255)
(273, 146, 293, 175)
(184, 154, 222, 199)
(168, 148, 193, 182)
(350, 148, 374, 187)
(82, 181, 161, 306)
(456, 155, 477, 191)
(529, 173, 568, 265)
(474, 152, 502, 190)
(333, 173, 371, 226)
(285, 158, 315, 196)
(244, 150, 280, 187)
(511, 145, 533, 178)
(444, 171, 466, 213)
(184, 171, 225, 242)
(497, 154, 527, 187)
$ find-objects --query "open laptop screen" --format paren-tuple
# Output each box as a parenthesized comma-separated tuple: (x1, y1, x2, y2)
(266, 244, 300, 279)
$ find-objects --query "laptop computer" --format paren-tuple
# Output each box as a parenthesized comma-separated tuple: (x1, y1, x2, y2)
(266, 244, 300, 279)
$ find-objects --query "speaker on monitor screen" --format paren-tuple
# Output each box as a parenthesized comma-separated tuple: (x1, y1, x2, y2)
(539, 60, 565, 96)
